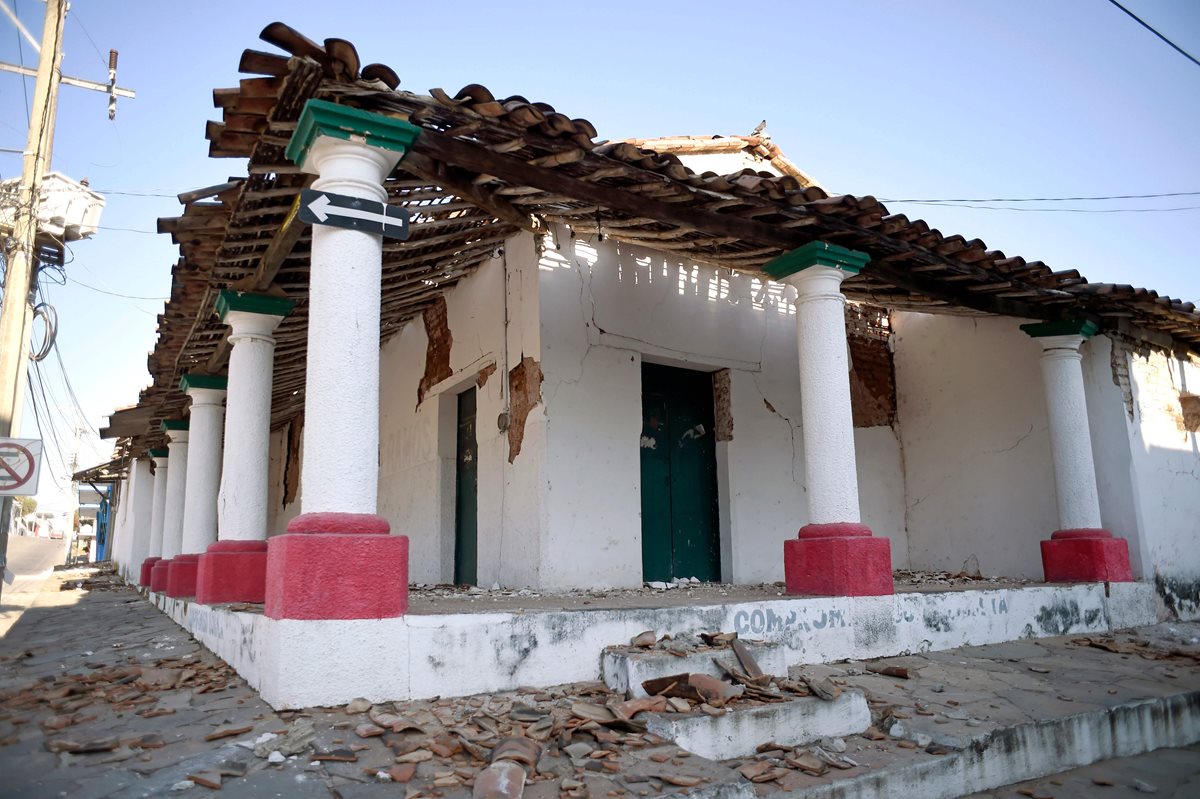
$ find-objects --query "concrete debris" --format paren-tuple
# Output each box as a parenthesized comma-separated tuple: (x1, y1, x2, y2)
(345, 697, 372, 714)
(631, 630, 657, 648)
(254, 718, 315, 757)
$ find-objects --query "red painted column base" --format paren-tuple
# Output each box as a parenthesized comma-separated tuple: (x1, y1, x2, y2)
(1040, 528, 1133, 583)
(265, 513, 408, 620)
(166, 553, 202, 598)
(784, 522, 894, 597)
(150, 559, 172, 592)
(139, 557, 161, 587)
(195, 541, 269, 605)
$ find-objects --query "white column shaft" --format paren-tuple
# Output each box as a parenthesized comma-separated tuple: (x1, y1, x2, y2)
(147, 457, 169, 558)
(126, 458, 155, 575)
(160, 432, 189, 559)
(786, 266, 861, 524)
(1037, 336, 1103, 530)
(180, 388, 225, 553)
(300, 138, 400, 515)
(218, 312, 282, 540)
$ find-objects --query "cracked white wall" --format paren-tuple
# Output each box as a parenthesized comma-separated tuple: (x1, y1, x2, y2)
(894, 313, 1056, 579)
(535, 226, 908, 588)
(374, 237, 546, 588)
(1122, 343, 1200, 590)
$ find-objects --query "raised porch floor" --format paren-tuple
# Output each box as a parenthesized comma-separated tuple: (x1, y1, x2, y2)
(145, 576, 1162, 709)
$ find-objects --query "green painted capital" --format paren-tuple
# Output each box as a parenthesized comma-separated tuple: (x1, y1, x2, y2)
(1019, 320, 1099, 339)
(763, 241, 870, 281)
(286, 99, 422, 168)
(216, 290, 296, 321)
(179, 373, 228, 393)
(149, 448, 169, 458)
(160, 419, 189, 432)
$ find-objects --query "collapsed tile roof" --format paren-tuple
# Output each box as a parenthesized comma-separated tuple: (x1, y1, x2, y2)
(106, 21, 1200, 458)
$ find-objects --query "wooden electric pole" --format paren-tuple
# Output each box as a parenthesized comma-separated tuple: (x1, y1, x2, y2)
(0, 0, 67, 596)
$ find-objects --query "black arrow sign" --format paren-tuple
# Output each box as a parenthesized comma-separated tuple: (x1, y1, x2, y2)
(297, 188, 411, 239)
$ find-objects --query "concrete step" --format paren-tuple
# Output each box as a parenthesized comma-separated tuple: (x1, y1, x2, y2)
(763, 689, 1200, 799)
(603, 640, 788, 698)
(644, 691, 871, 760)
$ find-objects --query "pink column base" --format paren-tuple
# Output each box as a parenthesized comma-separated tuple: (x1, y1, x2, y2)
(195, 541, 269, 605)
(1041, 528, 1133, 583)
(265, 513, 408, 620)
(166, 553, 202, 598)
(139, 557, 161, 587)
(784, 522, 894, 596)
(150, 559, 172, 592)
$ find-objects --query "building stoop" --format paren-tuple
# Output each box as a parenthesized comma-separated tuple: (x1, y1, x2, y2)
(143, 580, 1161, 708)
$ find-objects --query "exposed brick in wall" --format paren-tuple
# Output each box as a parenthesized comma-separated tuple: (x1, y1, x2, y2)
(417, 296, 453, 406)
(283, 412, 302, 507)
(846, 304, 897, 428)
(507, 356, 543, 463)
(713, 369, 734, 442)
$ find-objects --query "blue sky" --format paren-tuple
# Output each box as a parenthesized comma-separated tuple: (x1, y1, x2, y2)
(2, 0, 1198, 508)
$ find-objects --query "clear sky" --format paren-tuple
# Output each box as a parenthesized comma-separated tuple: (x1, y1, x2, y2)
(1, 0, 1198, 510)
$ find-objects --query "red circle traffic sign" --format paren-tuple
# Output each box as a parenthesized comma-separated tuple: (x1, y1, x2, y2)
(0, 442, 36, 491)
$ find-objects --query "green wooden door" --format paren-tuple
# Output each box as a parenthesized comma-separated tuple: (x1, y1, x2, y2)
(454, 387, 478, 585)
(640, 363, 720, 583)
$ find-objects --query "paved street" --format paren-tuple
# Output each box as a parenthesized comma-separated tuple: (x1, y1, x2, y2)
(1, 566, 1198, 798)
(1, 535, 67, 638)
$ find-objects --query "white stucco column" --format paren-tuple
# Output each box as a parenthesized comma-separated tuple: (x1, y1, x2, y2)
(788, 266, 862, 523)
(765, 241, 892, 596)
(1028, 329, 1103, 530)
(1022, 320, 1132, 582)
(159, 425, 189, 559)
(298, 139, 399, 515)
(125, 457, 155, 582)
(264, 99, 418, 621)
(138, 448, 169, 586)
(179, 376, 226, 555)
(147, 450, 169, 558)
(215, 296, 291, 540)
(194, 293, 294, 605)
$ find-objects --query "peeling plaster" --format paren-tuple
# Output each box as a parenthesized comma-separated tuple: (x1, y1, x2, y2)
(507, 356, 543, 463)
(417, 296, 454, 406)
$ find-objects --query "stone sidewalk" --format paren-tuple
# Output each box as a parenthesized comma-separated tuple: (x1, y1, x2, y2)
(1, 566, 1198, 799)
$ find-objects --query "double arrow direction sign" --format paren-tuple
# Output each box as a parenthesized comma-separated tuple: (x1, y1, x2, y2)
(298, 189, 411, 240)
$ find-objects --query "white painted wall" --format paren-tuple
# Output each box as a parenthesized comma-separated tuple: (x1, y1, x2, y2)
(894, 313, 1057, 579)
(376, 233, 545, 588)
(534, 228, 908, 588)
(1122, 341, 1200, 603)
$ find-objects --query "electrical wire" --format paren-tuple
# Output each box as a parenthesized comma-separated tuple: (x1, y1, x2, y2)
(51, 340, 98, 436)
(67, 7, 109, 70)
(882, 200, 1200, 213)
(14, 0, 30, 125)
(66, 275, 168, 301)
(1105, 0, 1200, 69)
(880, 191, 1200, 203)
(24, 373, 63, 489)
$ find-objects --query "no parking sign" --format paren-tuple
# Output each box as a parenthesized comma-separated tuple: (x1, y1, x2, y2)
(0, 438, 42, 497)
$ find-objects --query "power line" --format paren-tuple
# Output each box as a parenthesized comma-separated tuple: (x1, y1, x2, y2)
(1105, 0, 1200, 69)
(13, 0, 30, 124)
(886, 200, 1200, 213)
(67, 275, 168, 300)
(66, 8, 108, 70)
(880, 191, 1200, 203)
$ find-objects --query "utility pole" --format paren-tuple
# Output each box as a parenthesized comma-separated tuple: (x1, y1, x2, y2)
(0, 0, 67, 599)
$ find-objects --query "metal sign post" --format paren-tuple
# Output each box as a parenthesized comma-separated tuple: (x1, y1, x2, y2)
(0, 438, 43, 497)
